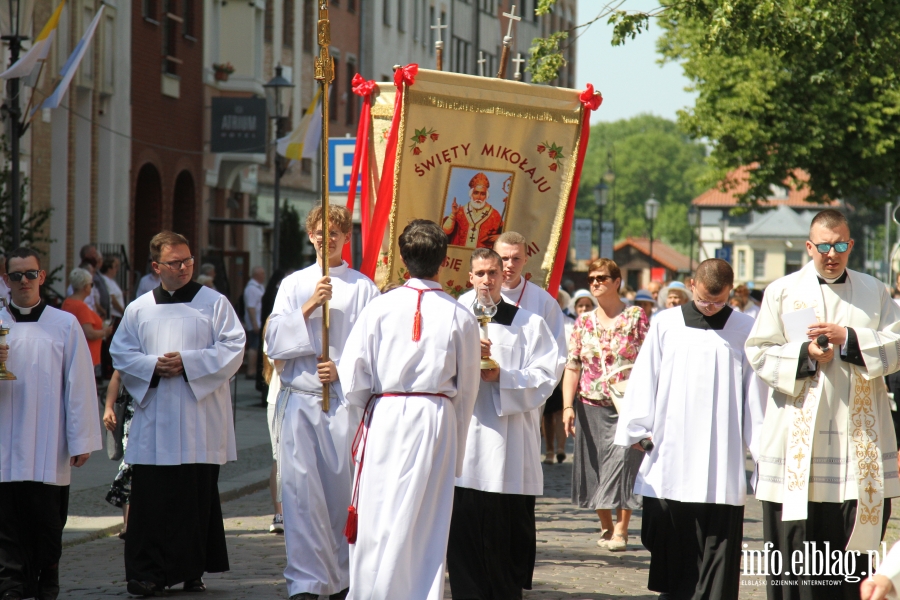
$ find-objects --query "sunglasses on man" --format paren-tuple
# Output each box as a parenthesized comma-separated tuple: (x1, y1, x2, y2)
(809, 241, 850, 254)
(6, 270, 40, 282)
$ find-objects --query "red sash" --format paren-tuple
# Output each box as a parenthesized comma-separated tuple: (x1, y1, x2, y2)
(343, 392, 450, 543)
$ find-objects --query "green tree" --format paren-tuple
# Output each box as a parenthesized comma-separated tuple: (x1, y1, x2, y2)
(0, 137, 53, 255)
(532, 0, 900, 209)
(574, 114, 708, 252)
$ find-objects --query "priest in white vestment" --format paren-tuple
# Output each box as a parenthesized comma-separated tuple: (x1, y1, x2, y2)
(494, 231, 567, 357)
(746, 210, 900, 598)
(0, 248, 102, 600)
(111, 232, 245, 597)
(265, 206, 379, 600)
(448, 248, 564, 599)
(615, 259, 767, 599)
(338, 220, 481, 600)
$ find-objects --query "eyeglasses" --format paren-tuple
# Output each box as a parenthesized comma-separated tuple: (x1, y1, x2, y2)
(7, 270, 40, 282)
(156, 256, 195, 270)
(809, 241, 850, 254)
(690, 285, 728, 309)
(587, 275, 614, 285)
(313, 230, 341, 240)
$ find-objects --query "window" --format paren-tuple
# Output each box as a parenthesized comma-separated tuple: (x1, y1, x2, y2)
(428, 6, 434, 52)
(753, 250, 767, 279)
(264, 0, 273, 43)
(162, 0, 182, 75)
(302, 0, 314, 53)
(330, 55, 340, 122)
(727, 209, 752, 226)
(143, 0, 159, 22)
(347, 0, 355, 11)
(738, 249, 746, 279)
(183, 0, 195, 39)
(785, 250, 803, 275)
(82, 6, 95, 80)
(332, 0, 339, 6)
(397, 0, 405, 31)
(283, 0, 295, 48)
(413, 0, 419, 40)
(383, 0, 391, 25)
(345, 59, 356, 125)
(452, 36, 470, 74)
(102, 11, 115, 91)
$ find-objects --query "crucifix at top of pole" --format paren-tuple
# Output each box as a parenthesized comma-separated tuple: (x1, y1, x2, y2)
(512, 53, 525, 81)
(431, 17, 448, 71)
(477, 51, 486, 77)
(497, 5, 521, 79)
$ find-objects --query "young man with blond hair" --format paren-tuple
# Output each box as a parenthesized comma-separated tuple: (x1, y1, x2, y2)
(265, 205, 379, 600)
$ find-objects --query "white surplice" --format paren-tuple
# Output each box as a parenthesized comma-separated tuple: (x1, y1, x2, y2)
(265, 262, 379, 597)
(0, 306, 102, 485)
(745, 262, 900, 551)
(338, 279, 481, 600)
(501, 276, 567, 365)
(875, 541, 900, 599)
(110, 284, 245, 466)
(456, 291, 563, 495)
(615, 306, 767, 505)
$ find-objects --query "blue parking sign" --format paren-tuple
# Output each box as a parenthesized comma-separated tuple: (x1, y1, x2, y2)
(328, 138, 359, 193)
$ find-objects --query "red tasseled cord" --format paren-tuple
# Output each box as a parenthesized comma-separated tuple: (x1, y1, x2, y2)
(412, 306, 422, 341)
(344, 506, 358, 543)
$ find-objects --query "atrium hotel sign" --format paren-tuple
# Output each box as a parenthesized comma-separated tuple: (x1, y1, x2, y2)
(210, 97, 267, 154)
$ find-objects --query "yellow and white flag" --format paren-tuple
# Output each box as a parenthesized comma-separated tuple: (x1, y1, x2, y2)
(276, 88, 322, 160)
(36, 4, 104, 112)
(0, 0, 65, 80)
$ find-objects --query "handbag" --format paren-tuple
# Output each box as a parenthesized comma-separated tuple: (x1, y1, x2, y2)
(602, 363, 634, 414)
(106, 395, 127, 461)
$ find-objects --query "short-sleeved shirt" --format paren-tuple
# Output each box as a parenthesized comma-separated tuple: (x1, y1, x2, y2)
(102, 275, 125, 318)
(243, 279, 265, 330)
(61, 297, 103, 366)
(567, 305, 649, 407)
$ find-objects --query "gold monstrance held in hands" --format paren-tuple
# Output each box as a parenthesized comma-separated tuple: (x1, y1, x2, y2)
(0, 300, 16, 380)
(474, 288, 500, 370)
(315, 0, 334, 412)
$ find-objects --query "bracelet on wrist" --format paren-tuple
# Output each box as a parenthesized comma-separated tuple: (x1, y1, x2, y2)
(563, 406, 575, 413)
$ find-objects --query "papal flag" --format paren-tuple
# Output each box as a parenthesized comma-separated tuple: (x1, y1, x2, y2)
(35, 4, 104, 113)
(276, 88, 322, 160)
(0, 0, 65, 80)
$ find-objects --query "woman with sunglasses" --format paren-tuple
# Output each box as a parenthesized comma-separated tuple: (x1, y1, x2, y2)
(562, 258, 649, 552)
(62, 268, 113, 377)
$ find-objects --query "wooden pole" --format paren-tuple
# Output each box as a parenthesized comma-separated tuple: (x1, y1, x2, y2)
(315, 0, 334, 412)
(497, 5, 521, 79)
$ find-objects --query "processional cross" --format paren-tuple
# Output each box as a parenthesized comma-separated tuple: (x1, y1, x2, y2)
(477, 51, 486, 77)
(431, 17, 448, 71)
(512, 52, 525, 81)
(497, 5, 521, 79)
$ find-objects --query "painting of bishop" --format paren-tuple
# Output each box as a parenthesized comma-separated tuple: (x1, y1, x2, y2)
(441, 170, 509, 249)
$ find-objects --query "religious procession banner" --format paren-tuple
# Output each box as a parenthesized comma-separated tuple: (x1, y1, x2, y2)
(354, 66, 600, 296)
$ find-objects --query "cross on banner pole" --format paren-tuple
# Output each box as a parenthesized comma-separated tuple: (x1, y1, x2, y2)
(314, 0, 334, 412)
(431, 17, 448, 71)
(497, 4, 520, 79)
(512, 52, 525, 81)
(477, 51, 486, 77)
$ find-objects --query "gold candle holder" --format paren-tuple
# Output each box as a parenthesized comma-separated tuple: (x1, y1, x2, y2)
(0, 326, 16, 381)
(477, 316, 500, 371)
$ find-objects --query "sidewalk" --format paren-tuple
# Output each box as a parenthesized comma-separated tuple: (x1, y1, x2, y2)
(63, 377, 275, 546)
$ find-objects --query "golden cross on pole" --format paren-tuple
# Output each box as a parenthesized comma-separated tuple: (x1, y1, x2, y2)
(497, 4, 520, 79)
(431, 17, 448, 71)
(314, 0, 334, 412)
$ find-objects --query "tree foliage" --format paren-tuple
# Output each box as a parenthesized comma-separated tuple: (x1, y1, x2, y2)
(574, 115, 708, 253)
(0, 136, 54, 256)
(530, 0, 900, 209)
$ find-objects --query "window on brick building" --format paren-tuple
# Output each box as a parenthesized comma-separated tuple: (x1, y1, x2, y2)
(143, 0, 159, 22)
(183, 0, 195, 39)
(345, 58, 356, 125)
(383, 0, 391, 26)
(428, 6, 434, 53)
(302, 0, 314, 53)
(347, 0, 355, 12)
(329, 55, 340, 122)
(397, 0, 405, 31)
(283, 0, 295, 47)
(162, 0, 183, 75)
(264, 0, 273, 43)
(331, 0, 339, 6)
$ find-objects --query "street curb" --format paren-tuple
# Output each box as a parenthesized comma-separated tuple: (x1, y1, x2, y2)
(62, 470, 272, 549)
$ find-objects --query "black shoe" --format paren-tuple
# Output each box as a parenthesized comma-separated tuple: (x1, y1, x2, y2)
(329, 588, 350, 600)
(556, 453, 566, 463)
(38, 566, 60, 600)
(289, 594, 319, 600)
(1, 591, 24, 600)
(183, 578, 206, 593)
(127, 580, 168, 597)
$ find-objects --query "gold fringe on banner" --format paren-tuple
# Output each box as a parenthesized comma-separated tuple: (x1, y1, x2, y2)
(408, 91, 581, 125)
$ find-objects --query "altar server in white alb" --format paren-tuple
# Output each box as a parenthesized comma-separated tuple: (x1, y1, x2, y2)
(746, 209, 900, 596)
(338, 220, 481, 600)
(0, 248, 102, 600)
(615, 259, 767, 599)
(265, 205, 379, 600)
(448, 248, 564, 599)
(111, 232, 245, 598)
(495, 231, 567, 355)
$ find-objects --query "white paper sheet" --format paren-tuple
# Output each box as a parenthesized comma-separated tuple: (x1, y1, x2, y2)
(781, 307, 817, 343)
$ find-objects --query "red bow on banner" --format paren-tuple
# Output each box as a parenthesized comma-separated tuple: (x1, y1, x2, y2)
(361, 64, 419, 278)
(547, 82, 604, 296)
(579, 83, 603, 111)
(344, 74, 378, 264)
(393, 64, 419, 87)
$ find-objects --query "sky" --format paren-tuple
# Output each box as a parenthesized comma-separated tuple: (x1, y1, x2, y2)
(574, 0, 696, 124)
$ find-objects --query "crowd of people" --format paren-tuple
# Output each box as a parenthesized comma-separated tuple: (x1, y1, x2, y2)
(7, 207, 900, 600)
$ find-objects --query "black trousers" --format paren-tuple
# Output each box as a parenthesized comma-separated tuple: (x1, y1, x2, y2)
(447, 487, 536, 600)
(761, 499, 892, 600)
(641, 497, 744, 600)
(125, 464, 229, 587)
(0, 481, 69, 598)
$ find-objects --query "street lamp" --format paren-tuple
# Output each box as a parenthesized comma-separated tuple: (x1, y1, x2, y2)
(594, 181, 608, 258)
(263, 65, 294, 272)
(687, 206, 700, 272)
(645, 196, 660, 280)
(1, 0, 31, 250)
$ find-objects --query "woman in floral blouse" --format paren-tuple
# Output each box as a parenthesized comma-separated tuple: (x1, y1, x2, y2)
(563, 258, 649, 552)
